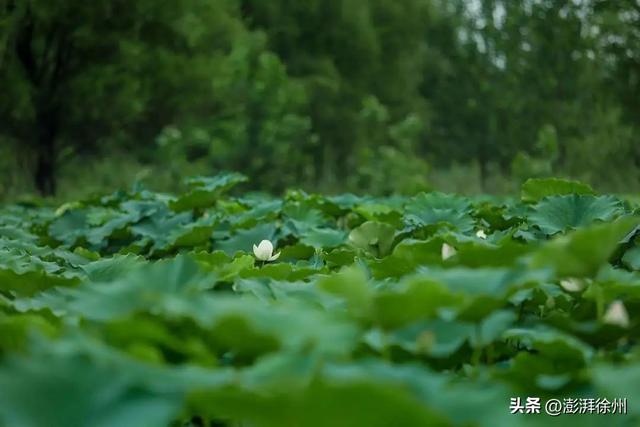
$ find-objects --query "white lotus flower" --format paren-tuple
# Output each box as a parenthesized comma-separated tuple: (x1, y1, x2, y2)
(475, 229, 487, 239)
(253, 239, 280, 262)
(603, 300, 630, 328)
(441, 243, 457, 260)
(559, 278, 584, 293)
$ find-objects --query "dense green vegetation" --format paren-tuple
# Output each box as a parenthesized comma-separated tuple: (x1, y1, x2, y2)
(0, 174, 639, 426)
(2, 0, 640, 199)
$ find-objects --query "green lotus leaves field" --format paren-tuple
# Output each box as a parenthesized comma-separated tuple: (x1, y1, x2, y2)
(0, 175, 639, 427)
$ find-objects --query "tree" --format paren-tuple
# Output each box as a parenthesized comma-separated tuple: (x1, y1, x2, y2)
(422, 0, 636, 190)
(0, 0, 247, 196)
(239, 0, 432, 188)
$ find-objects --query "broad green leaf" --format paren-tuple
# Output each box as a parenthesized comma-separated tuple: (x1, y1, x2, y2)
(348, 221, 396, 257)
(130, 211, 193, 250)
(300, 227, 347, 249)
(0, 250, 81, 297)
(470, 309, 517, 348)
(622, 246, 640, 270)
(368, 238, 445, 279)
(49, 209, 89, 246)
(81, 254, 145, 282)
(455, 239, 534, 268)
(592, 364, 640, 416)
(529, 195, 623, 235)
(316, 266, 372, 317)
(169, 173, 248, 211)
(190, 357, 450, 427)
(0, 335, 231, 427)
(376, 320, 473, 357)
(521, 178, 595, 202)
(530, 216, 640, 277)
(373, 276, 467, 328)
(503, 327, 593, 364)
(282, 203, 328, 235)
(354, 203, 402, 224)
(404, 192, 475, 233)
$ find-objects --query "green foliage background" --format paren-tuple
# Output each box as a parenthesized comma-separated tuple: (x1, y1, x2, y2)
(1, 0, 639, 200)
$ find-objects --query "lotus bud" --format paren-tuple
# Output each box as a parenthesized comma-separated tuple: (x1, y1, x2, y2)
(441, 243, 457, 261)
(603, 300, 630, 328)
(253, 239, 280, 262)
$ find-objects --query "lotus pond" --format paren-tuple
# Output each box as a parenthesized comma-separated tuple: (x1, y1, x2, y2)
(0, 175, 639, 427)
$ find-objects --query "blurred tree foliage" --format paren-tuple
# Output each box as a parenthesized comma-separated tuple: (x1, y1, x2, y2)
(0, 0, 639, 198)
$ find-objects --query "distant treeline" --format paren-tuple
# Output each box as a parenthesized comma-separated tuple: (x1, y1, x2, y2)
(1, 0, 639, 198)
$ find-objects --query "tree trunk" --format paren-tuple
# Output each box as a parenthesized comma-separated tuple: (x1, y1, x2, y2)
(14, 6, 66, 196)
(34, 107, 58, 196)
